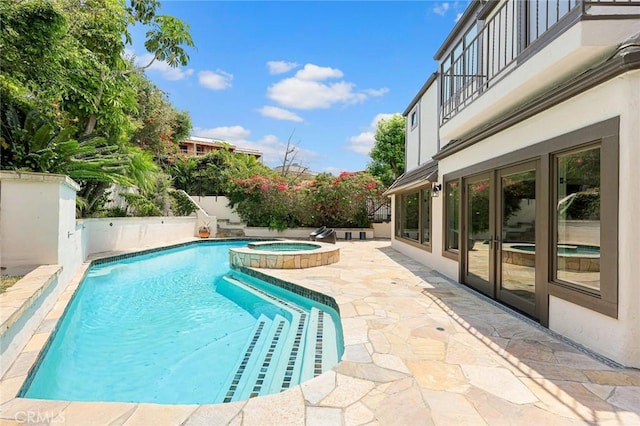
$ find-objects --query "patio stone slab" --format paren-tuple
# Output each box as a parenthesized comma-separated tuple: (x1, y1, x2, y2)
(3, 240, 639, 425)
(122, 404, 197, 426)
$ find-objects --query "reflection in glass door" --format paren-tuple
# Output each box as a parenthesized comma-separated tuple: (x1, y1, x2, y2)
(462, 162, 538, 318)
(498, 165, 537, 316)
(464, 174, 493, 296)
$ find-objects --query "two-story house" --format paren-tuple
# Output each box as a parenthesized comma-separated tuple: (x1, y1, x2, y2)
(387, 0, 640, 367)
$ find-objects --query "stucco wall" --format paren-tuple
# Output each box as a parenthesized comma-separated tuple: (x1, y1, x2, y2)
(434, 71, 640, 366)
(190, 195, 241, 223)
(405, 104, 421, 172)
(0, 172, 78, 271)
(81, 217, 197, 256)
(419, 82, 440, 162)
(405, 82, 439, 172)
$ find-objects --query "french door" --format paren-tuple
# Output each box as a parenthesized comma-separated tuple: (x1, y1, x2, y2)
(462, 161, 539, 318)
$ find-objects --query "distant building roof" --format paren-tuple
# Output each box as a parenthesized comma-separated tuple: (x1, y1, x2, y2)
(181, 136, 263, 158)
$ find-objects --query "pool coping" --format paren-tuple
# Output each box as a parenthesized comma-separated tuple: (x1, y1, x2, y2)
(230, 240, 340, 269)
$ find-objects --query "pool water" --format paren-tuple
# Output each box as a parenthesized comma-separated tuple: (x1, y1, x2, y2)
(511, 244, 600, 255)
(22, 242, 343, 404)
(249, 242, 320, 252)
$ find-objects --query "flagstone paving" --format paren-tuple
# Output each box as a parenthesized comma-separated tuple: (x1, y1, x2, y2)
(1, 240, 639, 425)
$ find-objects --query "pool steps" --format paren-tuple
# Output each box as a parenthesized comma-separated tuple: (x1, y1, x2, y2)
(217, 274, 338, 402)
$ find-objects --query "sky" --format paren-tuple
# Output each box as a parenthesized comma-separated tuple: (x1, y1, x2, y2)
(128, 1, 469, 174)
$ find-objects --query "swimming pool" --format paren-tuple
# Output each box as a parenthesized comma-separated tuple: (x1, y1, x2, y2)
(21, 241, 343, 404)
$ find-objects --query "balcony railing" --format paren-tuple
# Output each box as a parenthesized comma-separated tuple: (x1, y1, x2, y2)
(440, 0, 640, 124)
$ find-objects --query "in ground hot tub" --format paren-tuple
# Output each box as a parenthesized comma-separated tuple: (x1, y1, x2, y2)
(230, 240, 340, 269)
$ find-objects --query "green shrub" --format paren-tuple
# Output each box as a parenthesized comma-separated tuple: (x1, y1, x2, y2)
(168, 190, 197, 216)
(227, 172, 386, 230)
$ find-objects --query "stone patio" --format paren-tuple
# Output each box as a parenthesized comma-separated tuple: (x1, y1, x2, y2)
(1, 240, 639, 425)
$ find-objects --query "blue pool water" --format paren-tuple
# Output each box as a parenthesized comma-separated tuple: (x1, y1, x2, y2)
(511, 244, 600, 255)
(22, 241, 343, 404)
(249, 242, 320, 252)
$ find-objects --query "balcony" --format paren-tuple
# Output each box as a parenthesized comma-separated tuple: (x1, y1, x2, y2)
(438, 0, 640, 136)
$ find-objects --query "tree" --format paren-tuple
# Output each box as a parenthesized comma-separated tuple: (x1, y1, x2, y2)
(0, 0, 194, 216)
(1, 0, 194, 141)
(129, 72, 192, 159)
(367, 114, 406, 187)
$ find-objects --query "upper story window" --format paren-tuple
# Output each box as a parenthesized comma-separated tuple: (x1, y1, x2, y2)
(410, 108, 418, 130)
(439, 0, 586, 123)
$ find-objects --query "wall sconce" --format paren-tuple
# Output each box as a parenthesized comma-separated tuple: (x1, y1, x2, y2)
(432, 183, 442, 197)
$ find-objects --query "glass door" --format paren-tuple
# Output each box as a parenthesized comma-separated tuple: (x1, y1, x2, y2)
(462, 162, 539, 318)
(463, 173, 494, 296)
(497, 162, 538, 317)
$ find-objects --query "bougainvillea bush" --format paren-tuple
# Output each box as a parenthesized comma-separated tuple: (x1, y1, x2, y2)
(227, 171, 387, 230)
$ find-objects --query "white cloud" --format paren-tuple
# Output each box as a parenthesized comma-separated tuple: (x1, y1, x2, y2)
(455, 12, 464, 22)
(364, 88, 390, 97)
(267, 60, 299, 75)
(192, 125, 250, 141)
(294, 64, 343, 81)
(198, 70, 233, 90)
(267, 63, 387, 110)
(433, 2, 450, 16)
(258, 106, 304, 122)
(128, 51, 194, 81)
(346, 113, 397, 155)
(192, 126, 317, 166)
(348, 132, 376, 155)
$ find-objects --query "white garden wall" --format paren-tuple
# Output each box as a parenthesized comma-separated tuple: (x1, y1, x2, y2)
(189, 195, 241, 223)
(81, 217, 197, 256)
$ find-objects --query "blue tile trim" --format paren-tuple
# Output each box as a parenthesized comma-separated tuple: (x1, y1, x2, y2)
(250, 320, 285, 397)
(314, 311, 324, 377)
(91, 238, 275, 266)
(231, 265, 340, 313)
(223, 320, 266, 403)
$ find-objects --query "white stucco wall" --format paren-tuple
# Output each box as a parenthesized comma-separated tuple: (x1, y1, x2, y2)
(419, 82, 440, 163)
(82, 217, 197, 256)
(0, 172, 78, 271)
(405, 81, 440, 172)
(190, 195, 241, 223)
(434, 71, 640, 367)
(405, 104, 421, 172)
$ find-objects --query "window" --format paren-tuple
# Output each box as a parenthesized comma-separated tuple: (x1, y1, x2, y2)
(444, 180, 460, 254)
(554, 145, 601, 291)
(410, 109, 418, 130)
(401, 192, 420, 241)
(396, 187, 432, 249)
(421, 187, 431, 246)
(395, 196, 402, 238)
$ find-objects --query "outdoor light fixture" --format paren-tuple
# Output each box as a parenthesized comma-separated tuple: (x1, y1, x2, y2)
(432, 183, 442, 197)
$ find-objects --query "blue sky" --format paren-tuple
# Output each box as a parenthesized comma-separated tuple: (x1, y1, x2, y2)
(129, 1, 468, 174)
